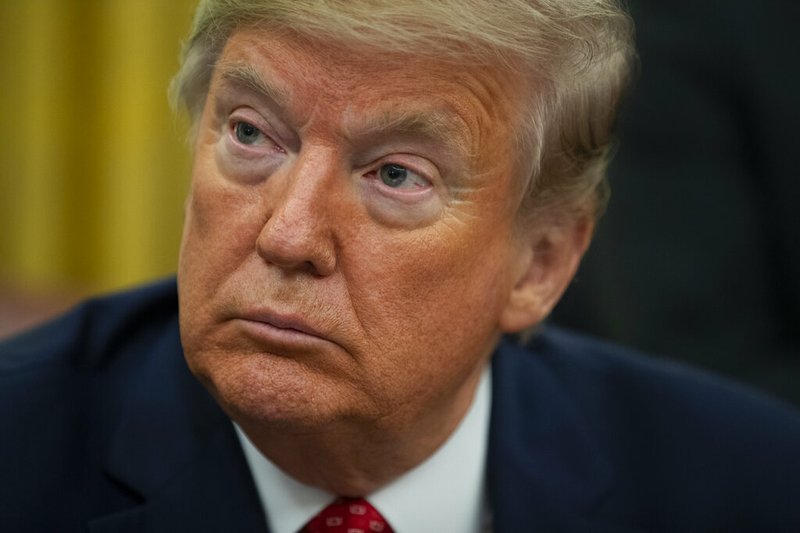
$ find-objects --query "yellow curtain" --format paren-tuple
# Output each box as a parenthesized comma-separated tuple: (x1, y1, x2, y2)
(0, 0, 198, 295)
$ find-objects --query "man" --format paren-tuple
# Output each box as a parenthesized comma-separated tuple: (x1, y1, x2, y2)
(1, 1, 799, 532)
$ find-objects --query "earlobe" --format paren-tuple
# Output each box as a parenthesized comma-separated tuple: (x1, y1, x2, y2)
(498, 218, 593, 333)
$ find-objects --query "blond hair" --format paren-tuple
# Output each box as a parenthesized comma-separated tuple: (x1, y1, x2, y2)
(171, 0, 635, 220)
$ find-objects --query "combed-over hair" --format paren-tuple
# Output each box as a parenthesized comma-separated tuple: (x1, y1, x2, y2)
(171, 0, 635, 221)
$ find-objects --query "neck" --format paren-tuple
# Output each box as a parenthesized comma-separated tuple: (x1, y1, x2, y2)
(237, 365, 485, 496)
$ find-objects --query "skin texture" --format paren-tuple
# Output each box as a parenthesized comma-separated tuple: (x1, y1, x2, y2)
(178, 28, 589, 495)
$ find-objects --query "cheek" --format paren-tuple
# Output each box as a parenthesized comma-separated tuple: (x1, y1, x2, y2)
(178, 155, 269, 349)
(345, 217, 517, 357)
(179, 154, 264, 280)
(339, 228, 514, 413)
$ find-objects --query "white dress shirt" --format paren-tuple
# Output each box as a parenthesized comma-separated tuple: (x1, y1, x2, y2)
(235, 366, 492, 533)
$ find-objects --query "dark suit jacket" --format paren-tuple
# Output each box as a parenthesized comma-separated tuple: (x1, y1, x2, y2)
(2, 279, 799, 532)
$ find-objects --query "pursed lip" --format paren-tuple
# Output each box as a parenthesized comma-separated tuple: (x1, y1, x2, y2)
(235, 309, 331, 343)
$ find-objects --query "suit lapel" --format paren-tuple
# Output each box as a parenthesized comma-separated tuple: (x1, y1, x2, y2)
(489, 335, 635, 533)
(88, 323, 268, 532)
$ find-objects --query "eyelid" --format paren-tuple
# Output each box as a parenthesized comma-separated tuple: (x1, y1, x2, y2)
(368, 154, 438, 188)
(358, 153, 445, 226)
(379, 164, 429, 191)
(227, 107, 285, 152)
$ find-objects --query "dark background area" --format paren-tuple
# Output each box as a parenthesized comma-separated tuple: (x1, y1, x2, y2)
(552, 0, 800, 406)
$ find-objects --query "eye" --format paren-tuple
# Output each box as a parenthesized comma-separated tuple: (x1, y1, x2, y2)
(233, 121, 265, 145)
(378, 163, 428, 190)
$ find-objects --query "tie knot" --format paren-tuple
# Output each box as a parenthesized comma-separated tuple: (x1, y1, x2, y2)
(301, 497, 394, 533)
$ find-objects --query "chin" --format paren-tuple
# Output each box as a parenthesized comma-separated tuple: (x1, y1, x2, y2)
(194, 349, 358, 433)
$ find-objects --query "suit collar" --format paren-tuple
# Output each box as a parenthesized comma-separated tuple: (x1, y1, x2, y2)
(90, 321, 267, 532)
(488, 334, 630, 533)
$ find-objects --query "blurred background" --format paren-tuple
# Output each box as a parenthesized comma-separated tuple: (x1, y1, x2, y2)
(1, 1, 798, 405)
(552, 0, 800, 406)
(0, 0, 197, 335)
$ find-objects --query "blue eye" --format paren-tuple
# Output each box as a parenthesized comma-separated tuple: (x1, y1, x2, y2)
(233, 121, 263, 145)
(379, 164, 409, 188)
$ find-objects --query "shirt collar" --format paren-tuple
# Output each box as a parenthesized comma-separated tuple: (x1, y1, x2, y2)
(235, 365, 492, 533)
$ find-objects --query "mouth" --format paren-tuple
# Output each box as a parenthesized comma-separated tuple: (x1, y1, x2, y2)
(234, 310, 337, 351)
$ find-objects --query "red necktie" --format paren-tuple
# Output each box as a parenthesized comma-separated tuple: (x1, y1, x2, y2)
(300, 497, 394, 533)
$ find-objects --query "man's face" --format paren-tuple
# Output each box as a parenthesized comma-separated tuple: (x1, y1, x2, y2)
(178, 28, 531, 439)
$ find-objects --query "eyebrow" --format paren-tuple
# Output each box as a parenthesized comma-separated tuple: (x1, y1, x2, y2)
(345, 108, 472, 159)
(355, 109, 460, 141)
(215, 60, 289, 108)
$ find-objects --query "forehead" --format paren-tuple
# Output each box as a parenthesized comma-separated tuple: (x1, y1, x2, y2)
(210, 28, 526, 166)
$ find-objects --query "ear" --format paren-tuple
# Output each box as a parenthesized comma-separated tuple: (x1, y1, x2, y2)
(499, 217, 594, 333)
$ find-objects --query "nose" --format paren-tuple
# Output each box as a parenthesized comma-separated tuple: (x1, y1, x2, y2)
(255, 152, 338, 276)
